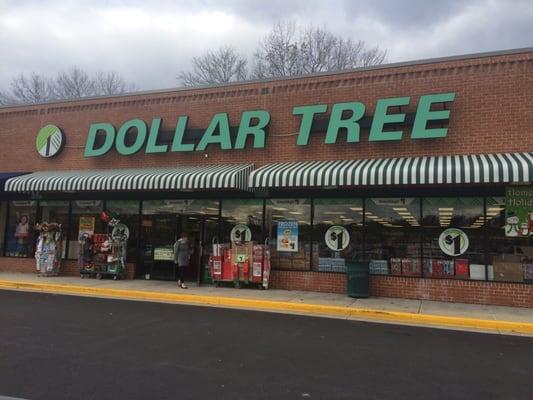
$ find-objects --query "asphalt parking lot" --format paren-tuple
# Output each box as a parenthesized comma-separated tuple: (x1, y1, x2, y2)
(0, 290, 532, 400)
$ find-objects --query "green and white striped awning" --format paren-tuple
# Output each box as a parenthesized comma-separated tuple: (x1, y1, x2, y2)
(249, 153, 533, 188)
(5, 164, 254, 192)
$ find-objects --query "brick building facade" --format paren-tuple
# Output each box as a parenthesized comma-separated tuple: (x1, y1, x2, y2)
(1, 48, 532, 307)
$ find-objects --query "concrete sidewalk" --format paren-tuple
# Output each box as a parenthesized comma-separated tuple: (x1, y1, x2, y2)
(0, 272, 532, 336)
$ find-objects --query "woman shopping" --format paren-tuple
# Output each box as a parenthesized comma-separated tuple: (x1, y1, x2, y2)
(173, 232, 193, 289)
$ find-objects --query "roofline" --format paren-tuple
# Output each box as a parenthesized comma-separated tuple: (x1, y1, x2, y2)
(2, 46, 533, 110)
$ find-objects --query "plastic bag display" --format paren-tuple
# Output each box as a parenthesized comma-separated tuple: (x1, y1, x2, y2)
(34, 222, 63, 276)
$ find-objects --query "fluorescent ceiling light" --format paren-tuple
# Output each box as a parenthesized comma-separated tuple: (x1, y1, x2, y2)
(393, 207, 408, 211)
(397, 212, 412, 215)
(272, 207, 288, 211)
(288, 211, 302, 215)
(439, 208, 454, 211)
(349, 207, 363, 211)
(366, 215, 379, 219)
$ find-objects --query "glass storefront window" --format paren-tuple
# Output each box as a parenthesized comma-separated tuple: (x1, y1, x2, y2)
(39, 200, 69, 259)
(365, 198, 422, 276)
(422, 197, 484, 279)
(68, 200, 104, 259)
(313, 198, 364, 272)
(266, 199, 311, 271)
(5, 201, 37, 257)
(0, 201, 7, 255)
(221, 199, 263, 243)
(487, 196, 531, 284)
(107, 200, 140, 264)
(142, 199, 219, 216)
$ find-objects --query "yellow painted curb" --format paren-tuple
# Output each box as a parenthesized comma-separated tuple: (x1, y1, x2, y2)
(1, 279, 532, 335)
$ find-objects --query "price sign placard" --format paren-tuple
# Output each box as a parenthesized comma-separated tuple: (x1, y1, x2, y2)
(439, 228, 469, 256)
(230, 224, 252, 242)
(325, 225, 350, 251)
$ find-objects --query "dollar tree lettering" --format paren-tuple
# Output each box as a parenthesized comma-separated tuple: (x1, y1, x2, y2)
(36, 125, 64, 158)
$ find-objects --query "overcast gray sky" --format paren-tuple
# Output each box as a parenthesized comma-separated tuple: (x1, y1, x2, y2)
(1, 0, 532, 91)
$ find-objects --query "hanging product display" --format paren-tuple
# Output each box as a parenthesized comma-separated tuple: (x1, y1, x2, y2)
(35, 222, 63, 276)
(78, 211, 129, 280)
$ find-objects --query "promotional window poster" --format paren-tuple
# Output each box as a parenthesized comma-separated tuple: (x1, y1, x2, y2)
(277, 220, 298, 252)
(505, 186, 533, 237)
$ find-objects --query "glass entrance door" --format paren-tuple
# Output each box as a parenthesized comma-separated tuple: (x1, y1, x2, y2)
(139, 212, 218, 282)
(140, 214, 177, 280)
(176, 215, 218, 283)
(177, 215, 202, 282)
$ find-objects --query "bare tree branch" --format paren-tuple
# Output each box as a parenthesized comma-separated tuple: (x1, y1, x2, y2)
(0, 68, 136, 106)
(253, 21, 301, 78)
(252, 21, 387, 79)
(0, 91, 17, 106)
(95, 71, 136, 95)
(178, 45, 247, 86)
(0, 73, 55, 105)
(54, 66, 96, 99)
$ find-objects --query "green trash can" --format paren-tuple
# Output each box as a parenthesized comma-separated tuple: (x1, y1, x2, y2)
(345, 260, 370, 298)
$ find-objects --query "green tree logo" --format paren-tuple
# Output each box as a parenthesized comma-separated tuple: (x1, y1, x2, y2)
(36, 124, 64, 157)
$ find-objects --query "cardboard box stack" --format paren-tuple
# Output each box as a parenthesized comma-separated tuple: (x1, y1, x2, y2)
(469, 264, 495, 281)
(493, 255, 523, 283)
(401, 258, 422, 276)
(390, 258, 402, 275)
(454, 259, 469, 279)
(369, 259, 389, 275)
(270, 245, 309, 270)
(318, 257, 346, 273)
(423, 259, 455, 278)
